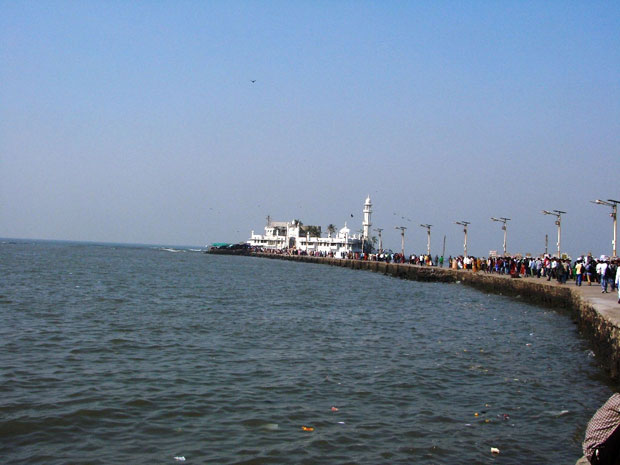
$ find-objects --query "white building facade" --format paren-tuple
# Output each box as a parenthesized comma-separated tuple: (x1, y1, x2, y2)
(247, 196, 373, 256)
(363, 195, 372, 241)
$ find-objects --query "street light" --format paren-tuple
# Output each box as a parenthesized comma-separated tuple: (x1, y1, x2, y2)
(374, 228, 384, 253)
(542, 209, 566, 258)
(455, 221, 470, 257)
(591, 199, 619, 258)
(395, 226, 407, 258)
(490, 217, 511, 256)
(420, 224, 432, 256)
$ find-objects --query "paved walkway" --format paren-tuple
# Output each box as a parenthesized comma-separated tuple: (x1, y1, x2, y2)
(512, 273, 620, 324)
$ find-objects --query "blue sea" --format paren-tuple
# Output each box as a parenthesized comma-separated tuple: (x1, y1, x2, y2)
(0, 240, 612, 464)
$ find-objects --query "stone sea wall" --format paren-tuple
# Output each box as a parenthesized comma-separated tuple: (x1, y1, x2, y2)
(254, 252, 620, 384)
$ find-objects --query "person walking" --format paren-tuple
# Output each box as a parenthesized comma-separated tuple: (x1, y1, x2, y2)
(575, 260, 584, 287)
(556, 259, 566, 284)
(598, 259, 609, 293)
(608, 260, 618, 292)
(586, 260, 595, 285)
(535, 257, 543, 278)
(564, 260, 572, 284)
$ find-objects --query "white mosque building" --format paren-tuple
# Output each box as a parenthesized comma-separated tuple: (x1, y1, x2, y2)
(247, 196, 373, 256)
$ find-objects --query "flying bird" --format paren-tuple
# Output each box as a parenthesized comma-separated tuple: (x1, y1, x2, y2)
(250, 80, 256, 83)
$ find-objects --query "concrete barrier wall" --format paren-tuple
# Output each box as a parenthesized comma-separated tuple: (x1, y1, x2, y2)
(254, 253, 620, 383)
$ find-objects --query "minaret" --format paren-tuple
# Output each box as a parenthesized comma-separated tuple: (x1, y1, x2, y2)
(363, 195, 372, 240)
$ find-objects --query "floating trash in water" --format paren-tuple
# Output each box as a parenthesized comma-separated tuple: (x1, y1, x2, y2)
(301, 425, 314, 432)
(337, 421, 345, 425)
(331, 406, 339, 412)
(174, 457, 186, 462)
(262, 423, 279, 431)
(491, 447, 500, 455)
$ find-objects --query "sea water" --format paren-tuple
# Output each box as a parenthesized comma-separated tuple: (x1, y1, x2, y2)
(0, 240, 612, 464)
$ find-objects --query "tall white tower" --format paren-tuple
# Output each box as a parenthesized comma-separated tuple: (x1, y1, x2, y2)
(363, 195, 372, 240)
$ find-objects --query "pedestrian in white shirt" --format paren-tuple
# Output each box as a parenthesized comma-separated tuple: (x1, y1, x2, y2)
(597, 260, 609, 293)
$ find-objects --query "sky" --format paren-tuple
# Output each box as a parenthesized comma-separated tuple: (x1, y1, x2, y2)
(1, 1, 619, 257)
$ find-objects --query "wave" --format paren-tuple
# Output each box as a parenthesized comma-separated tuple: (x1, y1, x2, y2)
(159, 248, 184, 253)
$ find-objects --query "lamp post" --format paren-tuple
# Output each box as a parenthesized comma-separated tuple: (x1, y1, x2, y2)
(420, 224, 432, 256)
(490, 217, 511, 256)
(374, 228, 384, 253)
(542, 210, 565, 258)
(591, 199, 619, 258)
(395, 226, 407, 258)
(455, 221, 470, 257)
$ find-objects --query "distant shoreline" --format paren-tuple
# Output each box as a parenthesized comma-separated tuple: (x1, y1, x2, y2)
(0, 237, 204, 250)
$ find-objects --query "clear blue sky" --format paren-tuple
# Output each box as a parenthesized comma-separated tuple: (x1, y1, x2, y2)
(1, 1, 619, 257)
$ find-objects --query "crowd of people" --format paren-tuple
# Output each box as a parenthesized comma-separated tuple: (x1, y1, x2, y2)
(441, 253, 619, 303)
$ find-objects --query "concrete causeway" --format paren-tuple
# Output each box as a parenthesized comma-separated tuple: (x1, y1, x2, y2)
(566, 279, 620, 328)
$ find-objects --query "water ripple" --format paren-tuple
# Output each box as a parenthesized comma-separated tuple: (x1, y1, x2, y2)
(0, 242, 613, 464)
